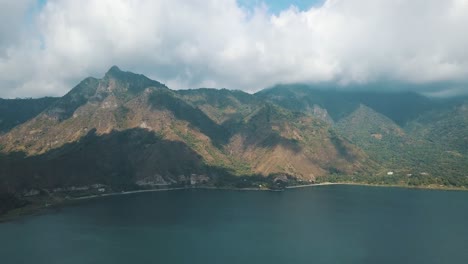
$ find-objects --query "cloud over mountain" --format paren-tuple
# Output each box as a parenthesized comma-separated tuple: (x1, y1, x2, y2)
(1, 0, 468, 98)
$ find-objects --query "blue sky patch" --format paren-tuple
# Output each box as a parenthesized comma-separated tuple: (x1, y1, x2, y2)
(237, 0, 324, 13)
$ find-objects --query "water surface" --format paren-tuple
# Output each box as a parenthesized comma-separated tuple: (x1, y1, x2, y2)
(1, 185, 467, 264)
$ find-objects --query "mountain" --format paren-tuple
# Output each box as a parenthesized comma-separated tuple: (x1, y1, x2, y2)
(1, 67, 467, 215)
(256, 84, 458, 125)
(258, 84, 468, 187)
(0, 67, 371, 198)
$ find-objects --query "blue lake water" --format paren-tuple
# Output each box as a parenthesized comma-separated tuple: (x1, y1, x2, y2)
(1, 185, 467, 264)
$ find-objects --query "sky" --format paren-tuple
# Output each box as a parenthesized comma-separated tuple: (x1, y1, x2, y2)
(0, 0, 468, 98)
(238, 0, 324, 13)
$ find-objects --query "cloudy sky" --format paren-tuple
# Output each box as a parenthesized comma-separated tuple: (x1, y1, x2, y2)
(1, 0, 468, 98)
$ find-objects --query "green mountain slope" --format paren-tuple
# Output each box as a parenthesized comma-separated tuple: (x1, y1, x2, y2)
(408, 101, 468, 155)
(259, 85, 468, 187)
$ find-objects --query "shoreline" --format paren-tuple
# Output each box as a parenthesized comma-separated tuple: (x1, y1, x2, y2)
(312, 182, 468, 192)
(72, 186, 274, 201)
(286, 182, 342, 189)
(73, 187, 188, 200)
(73, 182, 357, 200)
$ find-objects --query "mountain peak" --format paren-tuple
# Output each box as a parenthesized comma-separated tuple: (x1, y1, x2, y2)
(104, 65, 149, 83)
(105, 65, 123, 77)
(103, 66, 168, 94)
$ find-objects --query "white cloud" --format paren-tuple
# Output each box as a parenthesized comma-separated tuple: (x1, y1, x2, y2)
(1, 0, 468, 98)
(0, 0, 34, 53)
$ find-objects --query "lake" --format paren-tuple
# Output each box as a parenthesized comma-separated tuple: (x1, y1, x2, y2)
(1, 185, 467, 264)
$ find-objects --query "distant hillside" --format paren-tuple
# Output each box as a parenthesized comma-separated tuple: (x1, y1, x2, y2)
(256, 84, 458, 125)
(0, 97, 58, 132)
